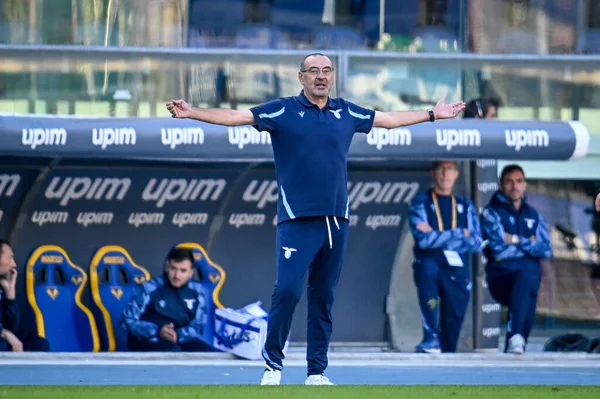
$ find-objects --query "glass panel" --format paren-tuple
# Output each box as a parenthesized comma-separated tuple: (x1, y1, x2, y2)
(345, 53, 600, 133)
(0, 48, 339, 117)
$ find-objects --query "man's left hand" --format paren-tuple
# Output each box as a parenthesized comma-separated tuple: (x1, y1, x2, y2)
(0, 268, 17, 299)
(433, 96, 467, 119)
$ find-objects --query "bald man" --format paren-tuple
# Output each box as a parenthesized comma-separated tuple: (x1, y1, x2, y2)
(167, 53, 466, 385)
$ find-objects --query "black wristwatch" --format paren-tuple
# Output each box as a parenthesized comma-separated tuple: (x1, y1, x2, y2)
(427, 108, 435, 122)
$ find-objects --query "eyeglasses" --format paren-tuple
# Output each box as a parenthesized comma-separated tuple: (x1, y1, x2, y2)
(300, 67, 334, 76)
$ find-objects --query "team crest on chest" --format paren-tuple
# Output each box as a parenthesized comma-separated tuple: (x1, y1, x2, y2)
(329, 109, 342, 119)
(457, 203, 464, 213)
(524, 218, 536, 229)
(184, 298, 196, 310)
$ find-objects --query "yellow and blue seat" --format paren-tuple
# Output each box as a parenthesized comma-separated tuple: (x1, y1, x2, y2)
(172, 242, 226, 341)
(26, 245, 100, 352)
(88, 245, 151, 351)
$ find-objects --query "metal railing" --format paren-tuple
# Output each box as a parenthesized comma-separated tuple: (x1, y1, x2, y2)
(1, 45, 600, 132)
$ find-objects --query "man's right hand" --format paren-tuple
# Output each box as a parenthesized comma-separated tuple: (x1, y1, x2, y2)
(416, 222, 433, 233)
(159, 323, 178, 343)
(166, 99, 192, 119)
(1, 329, 23, 352)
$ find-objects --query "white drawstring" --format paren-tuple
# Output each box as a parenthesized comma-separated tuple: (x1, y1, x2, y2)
(326, 216, 333, 248)
(325, 216, 341, 249)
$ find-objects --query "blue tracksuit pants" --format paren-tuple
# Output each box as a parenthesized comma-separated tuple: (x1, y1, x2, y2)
(413, 256, 471, 352)
(486, 265, 542, 351)
(263, 216, 349, 376)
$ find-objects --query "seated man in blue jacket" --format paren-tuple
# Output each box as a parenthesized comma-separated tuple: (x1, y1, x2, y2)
(481, 164, 552, 354)
(409, 160, 485, 353)
(121, 247, 213, 352)
(0, 239, 49, 352)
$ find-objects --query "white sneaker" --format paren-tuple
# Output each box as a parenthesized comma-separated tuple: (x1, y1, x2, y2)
(260, 369, 281, 385)
(507, 334, 525, 354)
(305, 374, 335, 385)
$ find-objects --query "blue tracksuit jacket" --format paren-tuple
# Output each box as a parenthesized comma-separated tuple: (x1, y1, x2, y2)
(481, 191, 552, 270)
(409, 190, 484, 267)
(121, 274, 208, 344)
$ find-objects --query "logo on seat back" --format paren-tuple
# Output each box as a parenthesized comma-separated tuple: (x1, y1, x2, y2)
(71, 276, 83, 286)
(41, 255, 64, 263)
(111, 287, 123, 300)
(103, 256, 125, 264)
(46, 287, 59, 299)
(134, 275, 146, 284)
(209, 273, 221, 284)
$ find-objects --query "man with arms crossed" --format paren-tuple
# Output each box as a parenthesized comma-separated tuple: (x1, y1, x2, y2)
(167, 53, 466, 385)
(409, 161, 485, 354)
(481, 164, 552, 354)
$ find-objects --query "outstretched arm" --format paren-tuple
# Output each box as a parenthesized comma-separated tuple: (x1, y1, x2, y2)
(373, 96, 466, 129)
(166, 99, 255, 126)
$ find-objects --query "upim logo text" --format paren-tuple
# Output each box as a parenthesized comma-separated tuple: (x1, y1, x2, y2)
(0, 174, 20, 197)
(367, 127, 411, 150)
(228, 127, 271, 149)
(347, 181, 419, 210)
(45, 177, 131, 206)
(161, 127, 204, 149)
(505, 129, 549, 151)
(436, 129, 481, 151)
(92, 128, 137, 149)
(243, 180, 279, 209)
(22, 128, 67, 149)
(142, 178, 226, 208)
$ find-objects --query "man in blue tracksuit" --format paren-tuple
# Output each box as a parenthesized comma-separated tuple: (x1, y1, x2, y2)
(409, 161, 485, 353)
(481, 164, 552, 354)
(167, 53, 466, 385)
(121, 247, 213, 352)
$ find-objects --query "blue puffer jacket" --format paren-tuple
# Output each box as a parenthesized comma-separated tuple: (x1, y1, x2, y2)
(481, 191, 552, 270)
(121, 273, 208, 344)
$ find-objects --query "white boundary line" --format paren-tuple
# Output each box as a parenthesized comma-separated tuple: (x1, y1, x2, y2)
(1, 359, 599, 368)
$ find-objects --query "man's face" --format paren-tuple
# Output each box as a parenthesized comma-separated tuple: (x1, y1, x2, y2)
(298, 55, 334, 99)
(501, 169, 527, 202)
(433, 162, 459, 193)
(0, 243, 16, 278)
(165, 259, 194, 288)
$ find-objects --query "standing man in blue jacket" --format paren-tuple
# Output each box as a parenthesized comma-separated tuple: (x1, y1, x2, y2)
(167, 53, 466, 385)
(409, 161, 485, 353)
(481, 164, 552, 354)
(121, 247, 212, 352)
